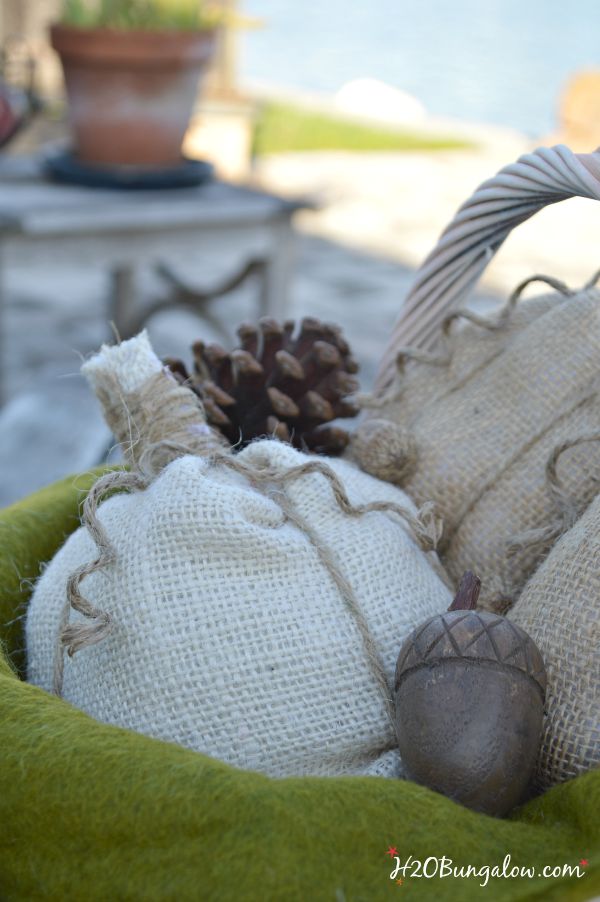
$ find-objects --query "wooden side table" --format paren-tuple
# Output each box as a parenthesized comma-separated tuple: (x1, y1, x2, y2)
(0, 155, 308, 400)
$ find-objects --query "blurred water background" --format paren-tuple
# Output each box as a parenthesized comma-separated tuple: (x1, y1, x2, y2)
(241, 0, 600, 136)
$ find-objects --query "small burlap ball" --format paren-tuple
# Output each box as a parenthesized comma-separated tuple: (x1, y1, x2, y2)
(510, 490, 600, 790)
(353, 280, 600, 612)
(349, 418, 418, 484)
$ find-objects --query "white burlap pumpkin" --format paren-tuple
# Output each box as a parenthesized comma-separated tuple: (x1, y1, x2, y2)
(26, 335, 451, 779)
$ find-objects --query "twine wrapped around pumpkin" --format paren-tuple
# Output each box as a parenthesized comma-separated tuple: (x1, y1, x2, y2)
(352, 275, 575, 433)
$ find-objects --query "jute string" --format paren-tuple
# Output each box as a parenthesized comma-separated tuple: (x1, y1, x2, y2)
(53, 446, 442, 720)
(53, 365, 225, 694)
(97, 369, 226, 475)
(274, 491, 396, 722)
(507, 430, 600, 564)
(354, 273, 576, 412)
(52, 470, 147, 696)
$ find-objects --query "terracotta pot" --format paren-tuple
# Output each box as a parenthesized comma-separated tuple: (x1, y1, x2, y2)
(50, 23, 217, 168)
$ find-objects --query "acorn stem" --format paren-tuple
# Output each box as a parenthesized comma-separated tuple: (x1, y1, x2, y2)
(448, 571, 481, 611)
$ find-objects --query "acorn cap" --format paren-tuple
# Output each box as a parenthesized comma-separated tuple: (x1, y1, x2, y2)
(395, 608, 547, 696)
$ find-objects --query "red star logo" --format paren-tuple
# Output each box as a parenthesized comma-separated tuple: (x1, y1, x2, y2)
(396, 878, 403, 885)
(580, 858, 588, 868)
(386, 846, 398, 857)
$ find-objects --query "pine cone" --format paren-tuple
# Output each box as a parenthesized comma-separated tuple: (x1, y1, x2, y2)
(165, 317, 361, 455)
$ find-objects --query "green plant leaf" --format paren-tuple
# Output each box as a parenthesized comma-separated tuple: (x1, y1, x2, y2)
(60, 0, 219, 31)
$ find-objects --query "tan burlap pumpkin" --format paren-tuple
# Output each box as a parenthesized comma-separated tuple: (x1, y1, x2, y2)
(510, 457, 600, 789)
(352, 145, 600, 611)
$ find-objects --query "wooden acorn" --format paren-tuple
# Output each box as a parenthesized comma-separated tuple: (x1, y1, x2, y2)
(394, 572, 547, 817)
(165, 317, 360, 455)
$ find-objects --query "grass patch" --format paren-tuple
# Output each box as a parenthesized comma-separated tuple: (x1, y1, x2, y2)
(252, 101, 473, 156)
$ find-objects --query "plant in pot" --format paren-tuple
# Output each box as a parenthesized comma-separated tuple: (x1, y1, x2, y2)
(51, 0, 222, 169)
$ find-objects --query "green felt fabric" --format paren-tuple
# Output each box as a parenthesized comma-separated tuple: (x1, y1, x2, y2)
(0, 474, 598, 902)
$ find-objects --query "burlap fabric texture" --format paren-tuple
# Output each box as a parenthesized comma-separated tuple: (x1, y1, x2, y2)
(352, 278, 600, 612)
(26, 334, 452, 780)
(357, 277, 571, 436)
(510, 481, 600, 790)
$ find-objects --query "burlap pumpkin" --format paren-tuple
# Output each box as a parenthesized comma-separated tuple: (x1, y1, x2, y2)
(510, 469, 600, 790)
(26, 333, 451, 779)
(352, 145, 600, 611)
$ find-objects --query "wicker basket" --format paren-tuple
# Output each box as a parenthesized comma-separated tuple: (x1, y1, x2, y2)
(357, 145, 600, 612)
(1, 473, 598, 899)
(375, 144, 600, 390)
(2, 146, 600, 900)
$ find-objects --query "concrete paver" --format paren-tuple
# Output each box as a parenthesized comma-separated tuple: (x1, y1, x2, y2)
(3, 134, 599, 505)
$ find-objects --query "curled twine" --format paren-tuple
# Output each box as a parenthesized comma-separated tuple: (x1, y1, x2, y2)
(53, 359, 226, 696)
(53, 470, 148, 695)
(583, 267, 600, 290)
(353, 273, 579, 412)
(506, 431, 600, 563)
(271, 491, 397, 723)
(53, 448, 442, 721)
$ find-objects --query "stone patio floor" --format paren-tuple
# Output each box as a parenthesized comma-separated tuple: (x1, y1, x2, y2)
(2, 132, 600, 506)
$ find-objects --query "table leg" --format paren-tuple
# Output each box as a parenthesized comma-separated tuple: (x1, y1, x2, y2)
(109, 264, 136, 340)
(259, 217, 296, 322)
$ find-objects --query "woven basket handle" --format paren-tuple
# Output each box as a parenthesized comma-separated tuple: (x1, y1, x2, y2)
(375, 145, 600, 392)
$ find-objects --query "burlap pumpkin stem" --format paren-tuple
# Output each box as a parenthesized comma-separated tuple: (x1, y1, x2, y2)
(165, 317, 361, 455)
